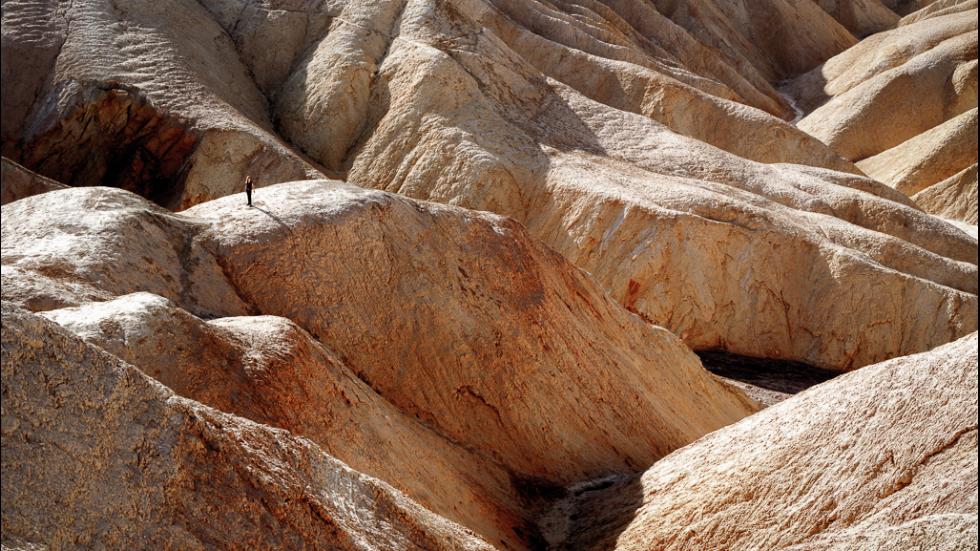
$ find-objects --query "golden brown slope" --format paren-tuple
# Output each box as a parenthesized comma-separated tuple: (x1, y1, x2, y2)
(1, 304, 495, 550)
(6, 0, 973, 369)
(1, 181, 756, 547)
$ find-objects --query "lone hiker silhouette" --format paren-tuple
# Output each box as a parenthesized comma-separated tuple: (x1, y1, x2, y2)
(244, 175, 254, 207)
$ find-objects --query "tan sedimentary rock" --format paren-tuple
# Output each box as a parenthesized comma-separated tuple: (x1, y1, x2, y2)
(2, 1, 978, 547)
(0, 304, 494, 550)
(542, 0, 792, 116)
(1, 157, 65, 205)
(913, 163, 979, 225)
(0, 0, 325, 209)
(222, 0, 974, 370)
(857, 108, 978, 195)
(317, 0, 975, 369)
(187, 182, 745, 480)
(40, 292, 529, 549)
(559, 332, 980, 551)
(200, 0, 788, 118)
(256, 0, 854, 173)
(2, 182, 756, 546)
(900, 0, 978, 25)
(784, 516, 979, 551)
(788, 6, 978, 231)
(814, 0, 900, 37)
(182, 182, 758, 482)
(648, 0, 858, 81)
(3, 0, 863, 196)
(462, 1, 858, 171)
(6, 0, 973, 369)
(787, 9, 977, 113)
(792, 10, 978, 160)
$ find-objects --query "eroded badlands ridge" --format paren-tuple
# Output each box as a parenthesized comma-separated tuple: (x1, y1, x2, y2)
(2, 305, 495, 550)
(788, 5, 978, 223)
(4, 0, 977, 370)
(2, 0, 979, 549)
(557, 332, 980, 550)
(2, 181, 755, 548)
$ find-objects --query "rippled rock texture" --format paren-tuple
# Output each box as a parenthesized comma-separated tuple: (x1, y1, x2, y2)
(2, 1, 977, 549)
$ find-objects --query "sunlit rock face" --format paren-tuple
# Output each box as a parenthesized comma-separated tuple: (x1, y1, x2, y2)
(554, 332, 979, 551)
(788, 6, 978, 225)
(2, 1, 977, 549)
(213, 0, 977, 370)
(2, 182, 755, 548)
(5, 0, 977, 369)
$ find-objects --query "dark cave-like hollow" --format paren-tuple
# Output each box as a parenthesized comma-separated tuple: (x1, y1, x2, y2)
(15, 81, 200, 208)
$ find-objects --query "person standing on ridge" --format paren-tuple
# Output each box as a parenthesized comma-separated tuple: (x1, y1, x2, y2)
(244, 175, 254, 207)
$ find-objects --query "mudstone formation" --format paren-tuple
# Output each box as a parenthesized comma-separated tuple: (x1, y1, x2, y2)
(1, 0, 977, 549)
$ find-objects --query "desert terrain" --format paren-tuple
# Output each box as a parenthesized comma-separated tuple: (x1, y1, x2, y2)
(2, 0, 977, 549)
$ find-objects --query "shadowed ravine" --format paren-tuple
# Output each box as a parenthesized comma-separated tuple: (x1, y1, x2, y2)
(533, 352, 841, 549)
(697, 351, 840, 407)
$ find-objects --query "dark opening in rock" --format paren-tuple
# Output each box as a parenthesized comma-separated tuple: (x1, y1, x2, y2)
(697, 350, 840, 407)
(15, 81, 200, 208)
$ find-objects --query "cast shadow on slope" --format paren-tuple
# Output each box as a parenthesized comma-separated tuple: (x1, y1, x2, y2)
(252, 205, 294, 233)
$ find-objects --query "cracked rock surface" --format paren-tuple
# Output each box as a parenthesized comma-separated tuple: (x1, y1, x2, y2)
(557, 331, 979, 551)
(2, 181, 755, 548)
(1, 304, 495, 550)
(4, 0, 977, 369)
